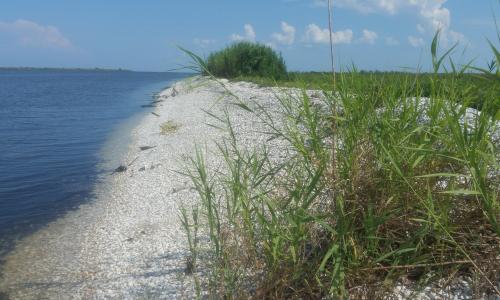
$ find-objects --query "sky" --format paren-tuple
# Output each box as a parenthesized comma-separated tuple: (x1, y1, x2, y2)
(0, 0, 498, 72)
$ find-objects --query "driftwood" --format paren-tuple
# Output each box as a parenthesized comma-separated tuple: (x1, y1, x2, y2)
(110, 156, 139, 175)
(110, 165, 127, 175)
(151, 112, 160, 117)
(139, 146, 156, 151)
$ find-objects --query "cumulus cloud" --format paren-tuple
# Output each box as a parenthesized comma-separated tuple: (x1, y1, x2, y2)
(193, 38, 216, 48)
(0, 19, 72, 49)
(230, 24, 256, 42)
(408, 35, 425, 47)
(305, 24, 353, 44)
(359, 29, 378, 44)
(385, 36, 400, 46)
(311, 0, 465, 45)
(272, 22, 296, 45)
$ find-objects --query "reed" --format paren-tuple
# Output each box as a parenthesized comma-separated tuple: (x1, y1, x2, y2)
(179, 29, 500, 299)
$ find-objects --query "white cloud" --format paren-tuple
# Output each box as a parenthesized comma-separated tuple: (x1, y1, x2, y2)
(305, 24, 353, 44)
(408, 35, 425, 47)
(416, 23, 425, 34)
(272, 22, 296, 45)
(448, 30, 466, 44)
(359, 29, 378, 44)
(230, 24, 256, 42)
(374, 0, 399, 14)
(385, 36, 400, 46)
(0, 19, 72, 49)
(193, 38, 216, 48)
(311, 0, 465, 45)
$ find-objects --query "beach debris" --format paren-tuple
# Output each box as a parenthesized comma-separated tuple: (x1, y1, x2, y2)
(139, 145, 156, 151)
(172, 186, 188, 194)
(150, 163, 161, 170)
(151, 112, 160, 117)
(184, 256, 194, 275)
(171, 87, 178, 97)
(141, 104, 155, 108)
(128, 156, 139, 167)
(111, 165, 127, 175)
(111, 156, 140, 174)
(138, 166, 146, 172)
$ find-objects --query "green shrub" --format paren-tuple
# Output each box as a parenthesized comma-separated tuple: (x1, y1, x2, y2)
(205, 42, 287, 79)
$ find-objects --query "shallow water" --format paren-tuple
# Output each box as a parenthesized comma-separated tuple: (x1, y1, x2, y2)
(0, 70, 188, 256)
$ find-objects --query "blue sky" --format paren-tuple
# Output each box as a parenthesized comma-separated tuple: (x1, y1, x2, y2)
(0, 0, 498, 71)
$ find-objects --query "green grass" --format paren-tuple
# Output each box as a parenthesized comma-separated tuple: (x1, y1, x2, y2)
(204, 42, 287, 80)
(179, 32, 500, 298)
(230, 72, 500, 119)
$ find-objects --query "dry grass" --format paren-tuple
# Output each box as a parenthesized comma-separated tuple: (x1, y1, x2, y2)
(160, 120, 180, 135)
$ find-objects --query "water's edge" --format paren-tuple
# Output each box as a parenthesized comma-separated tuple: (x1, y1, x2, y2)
(0, 78, 186, 263)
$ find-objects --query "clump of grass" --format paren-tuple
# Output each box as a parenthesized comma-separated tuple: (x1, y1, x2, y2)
(179, 31, 500, 298)
(205, 42, 287, 80)
(160, 120, 180, 135)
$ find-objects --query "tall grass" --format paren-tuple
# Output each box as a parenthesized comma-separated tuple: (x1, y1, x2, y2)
(205, 42, 287, 80)
(179, 32, 500, 298)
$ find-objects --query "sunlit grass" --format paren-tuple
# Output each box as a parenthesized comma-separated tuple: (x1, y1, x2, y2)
(179, 31, 500, 298)
(204, 42, 287, 80)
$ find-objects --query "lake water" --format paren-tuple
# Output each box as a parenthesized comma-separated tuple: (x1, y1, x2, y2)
(0, 70, 188, 257)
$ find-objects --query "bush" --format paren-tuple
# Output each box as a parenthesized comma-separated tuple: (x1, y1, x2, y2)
(205, 42, 287, 79)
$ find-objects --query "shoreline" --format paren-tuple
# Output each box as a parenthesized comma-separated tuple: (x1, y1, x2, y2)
(0, 72, 187, 262)
(0, 76, 291, 298)
(2, 76, 493, 299)
(0, 77, 209, 298)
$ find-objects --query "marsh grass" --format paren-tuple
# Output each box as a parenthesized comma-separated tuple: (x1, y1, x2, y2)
(179, 31, 500, 298)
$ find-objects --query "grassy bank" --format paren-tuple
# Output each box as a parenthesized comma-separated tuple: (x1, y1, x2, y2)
(180, 35, 500, 298)
(230, 72, 500, 119)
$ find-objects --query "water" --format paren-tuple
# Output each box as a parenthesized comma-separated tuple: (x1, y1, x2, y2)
(0, 70, 189, 256)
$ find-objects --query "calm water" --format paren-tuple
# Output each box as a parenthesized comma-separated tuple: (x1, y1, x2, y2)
(0, 70, 188, 256)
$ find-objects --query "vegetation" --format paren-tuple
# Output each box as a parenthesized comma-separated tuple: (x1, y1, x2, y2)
(179, 31, 500, 298)
(204, 42, 287, 80)
(231, 72, 500, 119)
(160, 120, 180, 135)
